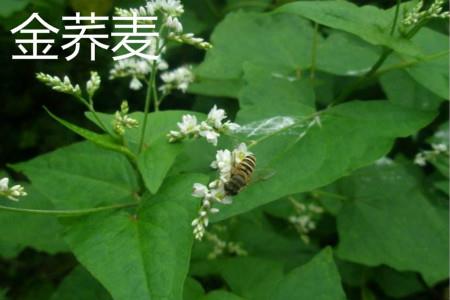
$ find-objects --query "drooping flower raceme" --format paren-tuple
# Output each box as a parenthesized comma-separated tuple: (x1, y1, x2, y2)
(167, 105, 240, 146)
(0, 177, 27, 202)
(191, 143, 252, 240)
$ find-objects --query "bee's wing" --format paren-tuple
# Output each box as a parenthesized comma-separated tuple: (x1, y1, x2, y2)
(251, 168, 276, 183)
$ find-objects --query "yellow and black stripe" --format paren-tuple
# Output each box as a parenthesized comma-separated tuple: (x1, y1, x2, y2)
(224, 155, 256, 196)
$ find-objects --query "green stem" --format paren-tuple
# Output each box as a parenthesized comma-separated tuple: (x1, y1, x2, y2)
(310, 22, 319, 81)
(139, 61, 158, 153)
(152, 76, 159, 112)
(312, 190, 349, 201)
(333, 49, 392, 104)
(0, 202, 138, 217)
(390, 0, 401, 35)
(333, 0, 403, 104)
(375, 49, 449, 77)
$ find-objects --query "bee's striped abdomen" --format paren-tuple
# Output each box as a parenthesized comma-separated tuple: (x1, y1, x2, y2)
(224, 155, 256, 196)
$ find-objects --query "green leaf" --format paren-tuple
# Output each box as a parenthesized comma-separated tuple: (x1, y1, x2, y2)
(137, 137, 183, 194)
(51, 266, 112, 300)
(317, 32, 380, 76)
(380, 69, 443, 111)
(61, 174, 208, 300)
(270, 248, 346, 300)
(183, 277, 205, 300)
(237, 63, 315, 123)
(276, 1, 420, 57)
(335, 162, 449, 285)
(403, 28, 449, 99)
(226, 212, 317, 267)
(196, 11, 315, 80)
(216, 257, 284, 300)
(45, 108, 136, 161)
(188, 78, 242, 98)
(0, 184, 67, 254)
(13, 141, 139, 209)
(0, 184, 67, 255)
(213, 101, 435, 221)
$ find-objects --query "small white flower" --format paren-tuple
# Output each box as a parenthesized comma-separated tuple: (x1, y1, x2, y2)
(207, 105, 227, 128)
(210, 207, 220, 214)
(0, 178, 9, 192)
(210, 186, 227, 202)
(211, 149, 233, 180)
(192, 183, 209, 198)
(414, 153, 427, 166)
(9, 185, 26, 199)
(223, 121, 240, 132)
(432, 143, 448, 153)
(177, 114, 199, 135)
(165, 16, 183, 33)
(167, 130, 183, 142)
(86, 71, 101, 98)
(152, 0, 184, 16)
(0, 177, 27, 201)
(199, 129, 220, 146)
(129, 77, 144, 90)
(112, 101, 139, 136)
(160, 65, 195, 95)
(232, 143, 252, 165)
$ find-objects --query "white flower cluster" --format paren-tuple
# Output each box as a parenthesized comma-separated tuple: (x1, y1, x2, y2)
(109, 48, 168, 91)
(205, 231, 248, 260)
(0, 177, 27, 201)
(402, 0, 449, 27)
(288, 199, 324, 244)
(168, 32, 212, 50)
(167, 105, 240, 146)
(159, 65, 195, 95)
(191, 143, 252, 240)
(115, 0, 183, 18)
(111, 0, 212, 90)
(86, 71, 101, 98)
(414, 143, 449, 166)
(112, 101, 139, 136)
(36, 73, 82, 96)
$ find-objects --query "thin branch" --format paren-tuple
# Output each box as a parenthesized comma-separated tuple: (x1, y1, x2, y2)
(0, 202, 138, 217)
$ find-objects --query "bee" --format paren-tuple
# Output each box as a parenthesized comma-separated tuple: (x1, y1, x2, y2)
(224, 154, 256, 196)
